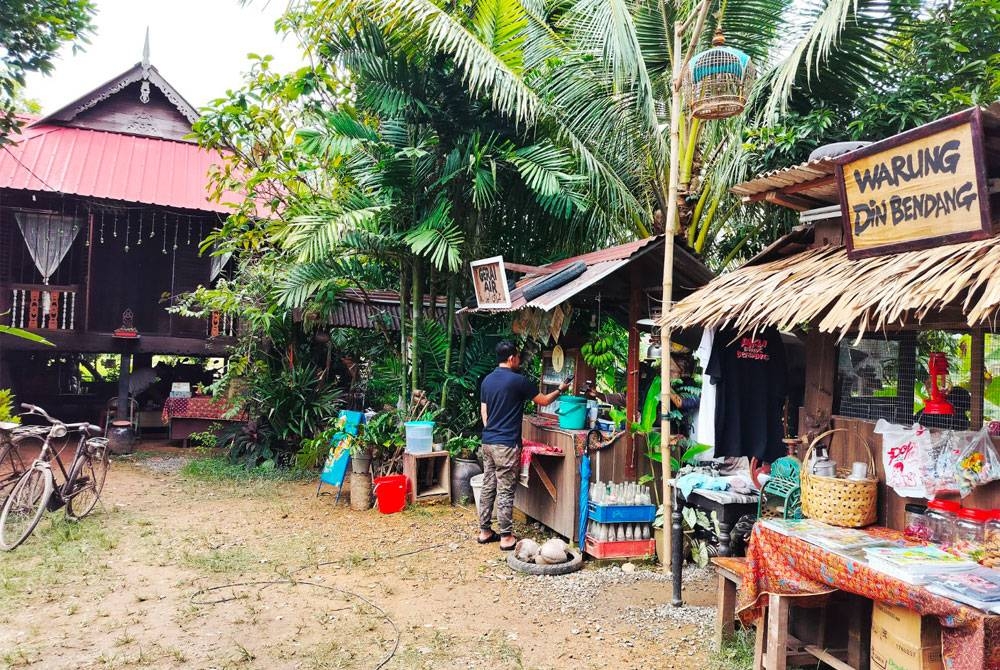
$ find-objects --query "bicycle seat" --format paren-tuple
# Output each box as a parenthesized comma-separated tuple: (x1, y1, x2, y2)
(83, 424, 103, 437)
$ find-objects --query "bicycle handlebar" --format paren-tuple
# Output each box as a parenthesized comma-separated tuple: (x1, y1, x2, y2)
(20, 403, 103, 436)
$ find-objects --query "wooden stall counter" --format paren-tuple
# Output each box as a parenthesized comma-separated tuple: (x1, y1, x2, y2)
(517, 414, 636, 543)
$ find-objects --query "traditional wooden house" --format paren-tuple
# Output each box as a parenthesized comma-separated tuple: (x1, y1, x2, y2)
(0, 42, 237, 423)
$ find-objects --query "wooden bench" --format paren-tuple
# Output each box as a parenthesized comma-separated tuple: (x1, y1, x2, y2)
(711, 557, 868, 670)
(711, 556, 748, 649)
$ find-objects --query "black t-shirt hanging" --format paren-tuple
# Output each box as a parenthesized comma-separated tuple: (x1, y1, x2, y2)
(706, 326, 788, 462)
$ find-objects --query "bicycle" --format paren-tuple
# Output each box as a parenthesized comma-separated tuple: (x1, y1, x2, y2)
(0, 421, 51, 497)
(0, 404, 108, 551)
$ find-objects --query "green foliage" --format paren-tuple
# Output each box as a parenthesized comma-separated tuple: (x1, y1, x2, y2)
(360, 410, 404, 458)
(0, 389, 20, 424)
(0, 0, 95, 142)
(253, 362, 342, 444)
(682, 507, 719, 568)
(296, 427, 338, 470)
(445, 434, 480, 460)
(179, 456, 312, 483)
(187, 426, 220, 450)
(580, 319, 627, 391)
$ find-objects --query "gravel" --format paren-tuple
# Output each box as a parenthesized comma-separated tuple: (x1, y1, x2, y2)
(121, 454, 191, 475)
(509, 562, 716, 648)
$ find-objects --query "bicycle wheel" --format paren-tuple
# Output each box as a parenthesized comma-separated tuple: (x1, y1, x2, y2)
(0, 433, 42, 495)
(0, 465, 53, 550)
(65, 439, 109, 520)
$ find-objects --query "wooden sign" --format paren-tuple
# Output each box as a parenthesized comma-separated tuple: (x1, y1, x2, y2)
(470, 256, 511, 309)
(835, 107, 992, 259)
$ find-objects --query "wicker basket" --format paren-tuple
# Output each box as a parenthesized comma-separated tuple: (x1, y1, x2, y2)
(800, 429, 877, 528)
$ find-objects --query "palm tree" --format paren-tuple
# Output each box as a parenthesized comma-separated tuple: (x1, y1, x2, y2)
(316, 0, 918, 263)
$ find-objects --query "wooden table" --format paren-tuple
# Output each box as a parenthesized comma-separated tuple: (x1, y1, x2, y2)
(517, 415, 636, 543)
(671, 484, 759, 606)
(161, 396, 245, 446)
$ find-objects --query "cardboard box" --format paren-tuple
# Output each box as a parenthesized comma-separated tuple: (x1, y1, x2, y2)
(872, 602, 941, 648)
(871, 602, 943, 670)
(871, 633, 943, 670)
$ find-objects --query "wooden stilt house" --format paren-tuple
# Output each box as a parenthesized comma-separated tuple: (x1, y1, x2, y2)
(0, 41, 238, 422)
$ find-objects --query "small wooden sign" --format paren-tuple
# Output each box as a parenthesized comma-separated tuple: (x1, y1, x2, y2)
(470, 256, 511, 309)
(835, 107, 992, 259)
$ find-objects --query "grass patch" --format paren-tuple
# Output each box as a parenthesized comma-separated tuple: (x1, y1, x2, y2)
(180, 546, 259, 574)
(713, 627, 755, 670)
(0, 514, 117, 604)
(179, 457, 313, 483)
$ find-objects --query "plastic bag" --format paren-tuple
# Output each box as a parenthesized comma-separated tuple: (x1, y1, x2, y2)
(954, 426, 1000, 497)
(919, 429, 964, 498)
(875, 419, 931, 498)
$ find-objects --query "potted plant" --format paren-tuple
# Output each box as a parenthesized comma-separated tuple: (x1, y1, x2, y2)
(361, 410, 405, 477)
(446, 434, 482, 505)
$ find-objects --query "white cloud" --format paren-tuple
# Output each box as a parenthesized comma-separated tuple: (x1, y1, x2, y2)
(24, 0, 304, 114)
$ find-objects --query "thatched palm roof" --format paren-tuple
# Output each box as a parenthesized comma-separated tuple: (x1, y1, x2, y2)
(659, 238, 1000, 338)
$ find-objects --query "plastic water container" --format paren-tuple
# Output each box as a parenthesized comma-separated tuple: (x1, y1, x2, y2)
(404, 420, 434, 454)
(471, 473, 484, 514)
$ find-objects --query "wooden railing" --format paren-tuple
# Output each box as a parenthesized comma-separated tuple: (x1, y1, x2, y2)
(208, 311, 238, 338)
(8, 284, 79, 331)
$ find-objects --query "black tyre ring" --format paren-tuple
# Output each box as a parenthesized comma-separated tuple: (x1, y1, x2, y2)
(506, 549, 584, 576)
(521, 262, 587, 302)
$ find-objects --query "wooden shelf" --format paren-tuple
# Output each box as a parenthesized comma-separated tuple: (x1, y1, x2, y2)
(402, 451, 451, 504)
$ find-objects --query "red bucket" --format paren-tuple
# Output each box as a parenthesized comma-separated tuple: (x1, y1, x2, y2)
(372, 475, 408, 514)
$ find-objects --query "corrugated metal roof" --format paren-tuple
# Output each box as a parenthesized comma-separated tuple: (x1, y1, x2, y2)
(461, 235, 712, 314)
(327, 288, 452, 330)
(0, 122, 237, 213)
(730, 157, 838, 199)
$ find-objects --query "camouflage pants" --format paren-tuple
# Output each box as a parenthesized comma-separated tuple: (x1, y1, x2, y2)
(478, 443, 521, 535)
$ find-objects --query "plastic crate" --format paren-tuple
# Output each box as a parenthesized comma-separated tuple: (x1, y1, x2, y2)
(584, 535, 656, 560)
(587, 501, 656, 524)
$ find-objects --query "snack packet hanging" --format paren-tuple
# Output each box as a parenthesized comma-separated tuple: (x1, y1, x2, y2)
(875, 420, 931, 498)
(954, 426, 1000, 497)
(918, 428, 963, 498)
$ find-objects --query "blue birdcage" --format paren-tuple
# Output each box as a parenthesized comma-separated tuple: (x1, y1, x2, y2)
(682, 28, 755, 120)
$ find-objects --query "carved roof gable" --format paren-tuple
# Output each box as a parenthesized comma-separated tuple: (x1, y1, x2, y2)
(34, 62, 200, 141)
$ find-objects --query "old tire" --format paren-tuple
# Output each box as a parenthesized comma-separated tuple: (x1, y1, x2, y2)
(521, 262, 587, 301)
(506, 549, 584, 576)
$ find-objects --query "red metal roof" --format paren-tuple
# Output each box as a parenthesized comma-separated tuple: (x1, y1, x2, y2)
(0, 121, 237, 213)
(545, 236, 659, 270)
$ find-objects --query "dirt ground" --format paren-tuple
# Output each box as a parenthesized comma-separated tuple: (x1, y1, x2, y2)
(0, 447, 719, 670)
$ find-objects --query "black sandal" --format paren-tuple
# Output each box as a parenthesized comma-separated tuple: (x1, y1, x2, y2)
(477, 531, 501, 544)
(499, 536, 517, 551)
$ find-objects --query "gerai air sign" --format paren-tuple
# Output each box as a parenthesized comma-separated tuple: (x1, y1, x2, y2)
(836, 107, 992, 259)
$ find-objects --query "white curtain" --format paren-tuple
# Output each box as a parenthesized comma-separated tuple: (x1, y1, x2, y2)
(14, 211, 82, 284)
(210, 249, 233, 281)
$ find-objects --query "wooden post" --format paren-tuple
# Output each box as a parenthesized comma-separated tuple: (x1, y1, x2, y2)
(659, 11, 684, 577)
(970, 327, 985, 430)
(626, 265, 641, 479)
(117, 353, 132, 418)
(84, 211, 94, 332)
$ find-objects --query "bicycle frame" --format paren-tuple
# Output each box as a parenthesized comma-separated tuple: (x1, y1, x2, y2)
(31, 430, 92, 505)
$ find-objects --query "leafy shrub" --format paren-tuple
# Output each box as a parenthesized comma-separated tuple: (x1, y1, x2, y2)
(0, 389, 20, 424)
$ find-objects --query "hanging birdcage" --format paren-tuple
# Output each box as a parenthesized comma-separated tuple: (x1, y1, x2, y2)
(682, 28, 755, 120)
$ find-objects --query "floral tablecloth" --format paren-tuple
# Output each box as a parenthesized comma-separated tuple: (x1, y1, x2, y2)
(738, 523, 1000, 670)
(161, 397, 246, 424)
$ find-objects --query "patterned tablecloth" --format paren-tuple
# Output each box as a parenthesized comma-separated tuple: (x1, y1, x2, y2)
(738, 523, 1000, 670)
(161, 397, 246, 424)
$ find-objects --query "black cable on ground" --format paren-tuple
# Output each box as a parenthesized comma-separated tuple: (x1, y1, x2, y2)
(190, 579, 399, 670)
(189, 543, 446, 670)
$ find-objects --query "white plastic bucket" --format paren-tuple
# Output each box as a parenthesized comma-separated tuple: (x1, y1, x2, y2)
(471, 473, 484, 514)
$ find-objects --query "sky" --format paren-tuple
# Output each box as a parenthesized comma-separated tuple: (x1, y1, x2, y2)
(24, 0, 304, 115)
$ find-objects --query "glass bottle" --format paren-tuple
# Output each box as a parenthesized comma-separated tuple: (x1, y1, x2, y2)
(984, 510, 1000, 566)
(903, 503, 931, 542)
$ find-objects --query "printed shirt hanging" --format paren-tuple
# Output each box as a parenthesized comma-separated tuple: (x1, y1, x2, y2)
(14, 211, 82, 284)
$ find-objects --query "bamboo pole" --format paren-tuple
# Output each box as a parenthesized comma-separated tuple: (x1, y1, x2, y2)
(660, 14, 684, 583)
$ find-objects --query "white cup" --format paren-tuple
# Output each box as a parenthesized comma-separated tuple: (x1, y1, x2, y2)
(850, 461, 868, 479)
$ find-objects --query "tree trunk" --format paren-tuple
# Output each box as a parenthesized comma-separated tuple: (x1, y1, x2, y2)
(399, 264, 409, 405)
(441, 275, 456, 406)
(410, 261, 423, 393)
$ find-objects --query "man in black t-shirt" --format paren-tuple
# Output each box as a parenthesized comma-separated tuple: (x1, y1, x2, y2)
(477, 340, 568, 550)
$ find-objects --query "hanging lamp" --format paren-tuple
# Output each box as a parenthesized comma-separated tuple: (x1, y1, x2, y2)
(682, 27, 755, 120)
